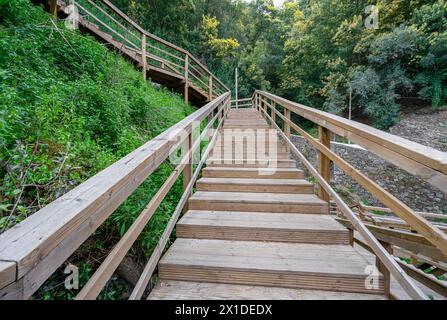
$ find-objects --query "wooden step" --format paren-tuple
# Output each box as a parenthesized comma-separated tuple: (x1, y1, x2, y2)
(158, 239, 384, 294)
(148, 280, 387, 300)
(177, 211, 350, 244)
(213, 143, 287, 152)
(196, 178, 312, 193)
(209, 152, 290, 160)
(188, 192, 328, 213)
(206, 159, 296, 168)
(223, 125, 271, 130)
(202, 167, 304, 179)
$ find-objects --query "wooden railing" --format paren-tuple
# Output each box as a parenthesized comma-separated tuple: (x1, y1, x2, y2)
(58, 0, 229, 101)
(231, 98, 252, 109)
(0, 93, 231, 300)
(253, 90, 447, 300)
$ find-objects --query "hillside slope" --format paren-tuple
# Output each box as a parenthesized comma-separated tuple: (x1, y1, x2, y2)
(0, 0, 194, 299)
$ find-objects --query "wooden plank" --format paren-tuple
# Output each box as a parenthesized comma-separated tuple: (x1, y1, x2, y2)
(148, 280, 387, 300)
(202, 167, 304, 179)
(177, 211, 350, 244)
(284, 108, 291, 138)
(336, 218, 447, 262)
(0, 262, 15, 290)
(141, 34, 147, 80)
(196, 177, 313, 193)
(395, 259, 447, 297)
(49, 0, 57, 16)
(159, 239, 384, 294)
(188, 191, 329, 214)
(318, 126, 331, 201)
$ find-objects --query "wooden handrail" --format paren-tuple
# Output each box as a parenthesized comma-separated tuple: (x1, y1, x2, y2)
(257, 91, 447, 191)
(0, 93, 231, 299)
(359, 204, 447, 222)
(256, 97, 427, 300)
(255, 91, 447, 255)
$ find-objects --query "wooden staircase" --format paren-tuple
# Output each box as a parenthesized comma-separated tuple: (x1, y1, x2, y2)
(148, 108, 386, 300)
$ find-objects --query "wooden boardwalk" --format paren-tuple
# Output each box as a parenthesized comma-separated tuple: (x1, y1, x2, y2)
(148, 109, 386, 299)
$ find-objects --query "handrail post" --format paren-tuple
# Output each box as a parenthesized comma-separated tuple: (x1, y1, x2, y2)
(376, 241, 392, 298)
(141, 34, 147, 80)
(264, 97, 267, 116)
(271, 101, 276, 125)
(49, 0, 57, 16)
(208, 76, 213, 101)
(284, 108, 291, 138)
(182, 132, 193, 211)
(184, 54, 189, 103)
(317, 126, 331, 202)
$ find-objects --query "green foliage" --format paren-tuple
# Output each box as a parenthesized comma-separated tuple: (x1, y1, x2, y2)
(0, 0, 194, 299)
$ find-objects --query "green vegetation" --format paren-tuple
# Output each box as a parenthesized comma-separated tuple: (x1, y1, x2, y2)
(114, 0, 446, 128)
(0, 0, 194, 299)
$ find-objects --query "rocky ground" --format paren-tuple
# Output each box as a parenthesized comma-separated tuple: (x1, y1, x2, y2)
(290, 107, 447, 214)
(390, 108, 447, 152)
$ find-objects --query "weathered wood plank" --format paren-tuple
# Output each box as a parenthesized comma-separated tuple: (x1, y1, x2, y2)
(0, 262, 15, 290)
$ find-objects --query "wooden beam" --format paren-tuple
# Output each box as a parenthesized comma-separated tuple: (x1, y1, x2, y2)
(376, 241, 392, 298)
(0, 261, 15, 290)
(141, 34, 147, 80)
(208, 76, 213, 101)
(182, 133, 193, 212)
(49, 0, 57, 16)
(336, 218, 447, 262)
(184, 54, 189, 103)
(396, 259, 447, 297)
(284, 108, 291, 138)
(271, 101, 276, 125)
(318, 126, 331, 202)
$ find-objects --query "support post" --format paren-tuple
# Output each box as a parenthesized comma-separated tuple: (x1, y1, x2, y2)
(271, 101, 276, 125)
(284, 108, 291, 138)
(264, 97, 267, 115)
(317, 126, 331, 202)
(208, 113, 213, 142)
(376, 241, 392, 298)
(235, 68, 238, 109)
(208, 76, 213, 101)
(184, 54, 189, 103)
(182, 132, 193, 211)
(349, 229, 354, 246)
(141, 34, 147, 81)
(49, 0, 57, 17)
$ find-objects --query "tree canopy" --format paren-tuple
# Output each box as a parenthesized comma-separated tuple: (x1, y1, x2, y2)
(111, 0, 446, 128)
